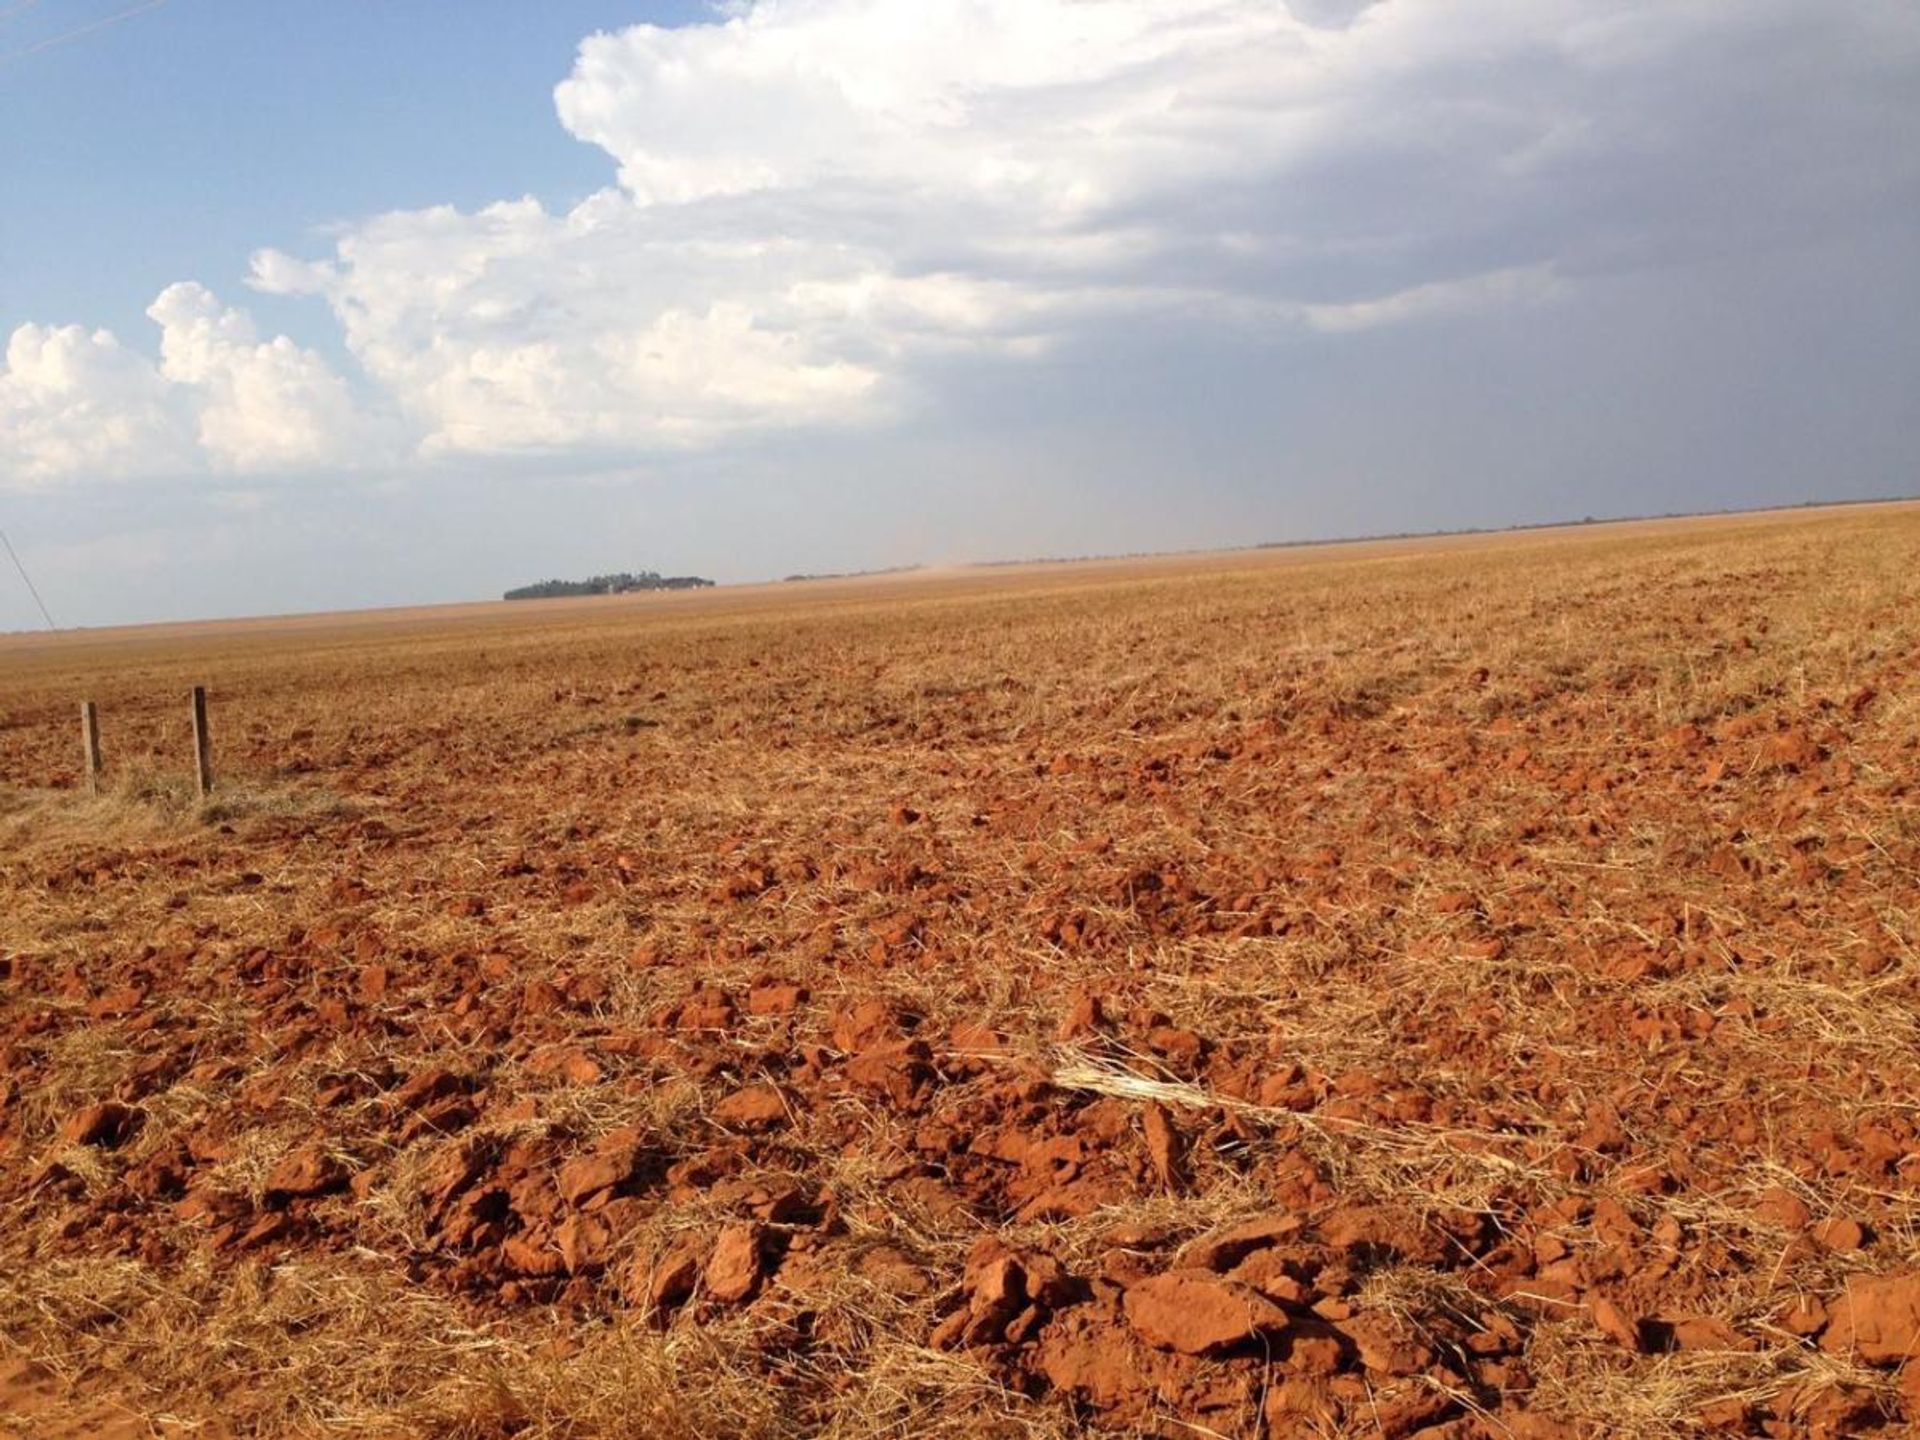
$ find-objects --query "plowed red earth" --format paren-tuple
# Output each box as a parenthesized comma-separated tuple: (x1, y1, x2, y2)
(3, 506, 1919, 1438)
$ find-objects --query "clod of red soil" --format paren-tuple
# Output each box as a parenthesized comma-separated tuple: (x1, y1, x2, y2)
(123, 1144, 189, 1203)
(88, 985, 146, 1020)
(1177, 1214, 1304, 1273)
(1123, 1271, 1291, 1354)
(263, 1146, 346, 1204)
(390, 1067, 470, 1113)
(527, 1047, 603, 1086)
(502, 1233, 568, 1279)
(553, 1212, 609, 1274)
(1034, 1315, 1150, 1410)
(557, 1142, 641, 1209)
(830, 998, 903, 1052)
(746, 982, 807, 1017)
(1696, 1397, 1752, 1431)
(1763, 729, 1823, 770)
(675, 989, 738, 1031)
(704, 1223, 767, 1304)
(1225, 1249, 1312, 1306)
(1578, 1102, 1630, 1154)
(1777, 1296, 1829, 1338)
(1754, 1186, 1813, 1230)
(1812, 1216, 1868, 1252)
(1056, 991, 1105, 1039)
(851, 1245, 933, 1298)
(1283, 1331, 1344, 1376)
(934, 1239, 1077, 1349)
(57, 1102, 139, 1149)
(1591, 1297, 1644, 1352)
(723, 1180, 810, 1223)
(712, 1084, 789, 1130)
(627, 1236, 704, 1319)
(1785, 1383, 1894, 1440)
(1659, 723, 1705, 750)
(1141, 1103, 1184, 1189)
(844, 1040, 934, 1109)
(1145, 1026, 1205, 1070)
(1820, 1272, 1920, 1364)
(1317, 1205, 1444, 1264)
(1336, 1312, 1436, 1377)
(238, 1213, 293, 1250)
(971, 1250, 1023, 1312)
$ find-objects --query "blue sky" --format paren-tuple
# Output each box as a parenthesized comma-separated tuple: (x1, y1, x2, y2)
(2, 1, 1917, 628)
(1, 2, 701, 345)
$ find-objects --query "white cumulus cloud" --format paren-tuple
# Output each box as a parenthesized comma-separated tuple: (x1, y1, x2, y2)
(0, 322, 192, 486)
(1, 286, 382, 488)
(147, 282, 381, 473)
(6, 0, 1916, 485)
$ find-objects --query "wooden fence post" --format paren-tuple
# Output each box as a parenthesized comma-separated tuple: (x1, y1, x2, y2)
(80, 701, 102, 794)
(190, 686, 213, 797)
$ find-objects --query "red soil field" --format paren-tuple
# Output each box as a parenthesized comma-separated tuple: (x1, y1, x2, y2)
(3, 503, 1919, 1437)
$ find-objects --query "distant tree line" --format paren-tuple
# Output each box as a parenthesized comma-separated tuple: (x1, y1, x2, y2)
(504, 571, 715, 601)
(782, 564, 922, 583)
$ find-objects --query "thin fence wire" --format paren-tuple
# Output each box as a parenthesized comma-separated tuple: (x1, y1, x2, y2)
(0, 524, 56, 630)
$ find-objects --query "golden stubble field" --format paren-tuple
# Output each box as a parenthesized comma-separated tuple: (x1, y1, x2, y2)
(2, 504, 1919, 1439)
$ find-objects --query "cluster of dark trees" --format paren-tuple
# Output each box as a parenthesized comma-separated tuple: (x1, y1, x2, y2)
(503, 571, 714, 601)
